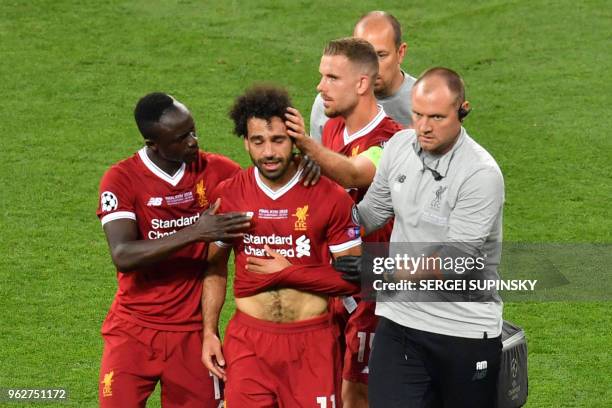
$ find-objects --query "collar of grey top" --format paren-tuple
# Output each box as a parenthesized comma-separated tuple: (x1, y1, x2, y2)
(411, 127, 467, 179)
(376, 70, 409, 102)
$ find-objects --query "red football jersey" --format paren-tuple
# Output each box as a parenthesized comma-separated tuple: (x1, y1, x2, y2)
(322, 107, 402, 242)
(96, 148, 241, 331)
(213, 167, 362, 298)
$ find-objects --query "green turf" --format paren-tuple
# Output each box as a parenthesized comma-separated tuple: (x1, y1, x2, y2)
(0, 0, 610, 406)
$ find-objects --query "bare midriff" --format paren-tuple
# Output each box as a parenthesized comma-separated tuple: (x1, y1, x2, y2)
(236, 289, 328, 323)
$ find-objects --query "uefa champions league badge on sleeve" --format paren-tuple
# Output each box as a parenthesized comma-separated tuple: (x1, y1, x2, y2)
(101, 191, 118, 212)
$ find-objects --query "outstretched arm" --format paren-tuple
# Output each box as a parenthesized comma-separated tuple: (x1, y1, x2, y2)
(102, 199, 251, 272)
(285, 107, 377, 188)
(240, 244, 361, 297)
(201, 243, 232, 381)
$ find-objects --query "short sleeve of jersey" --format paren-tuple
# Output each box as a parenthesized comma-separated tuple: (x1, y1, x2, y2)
(205, 153, 241, 200)
(326, 184, 362, 253)
(96, 165, 136, 226)
(207, 159, 240, 205)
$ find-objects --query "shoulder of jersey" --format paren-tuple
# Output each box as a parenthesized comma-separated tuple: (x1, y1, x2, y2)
(323, 116, 345, 133)
(215, 166, 250, 191)
(314, 175, 348, 196)
(382, 116, 404, 133)
(105, 152, 141, 176)
(197, 151, 240, 171)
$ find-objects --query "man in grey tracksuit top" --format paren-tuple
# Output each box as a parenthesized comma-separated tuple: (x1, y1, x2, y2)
(358, 67, 505, 408)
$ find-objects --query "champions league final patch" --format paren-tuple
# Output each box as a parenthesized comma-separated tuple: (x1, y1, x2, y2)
(165, 191, 194, 206)
(258, 208, 289, 219)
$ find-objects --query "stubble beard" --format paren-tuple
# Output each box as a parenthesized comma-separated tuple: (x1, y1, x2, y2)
(253, 156, 291, 182)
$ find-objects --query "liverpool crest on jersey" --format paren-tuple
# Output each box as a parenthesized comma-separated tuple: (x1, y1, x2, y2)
(292, 205, 309, 231)
(195, 179, 208, 207)
(101, 370, 114, 397)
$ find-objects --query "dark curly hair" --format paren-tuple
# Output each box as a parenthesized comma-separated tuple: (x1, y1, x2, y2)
(229, 85, 292, 138)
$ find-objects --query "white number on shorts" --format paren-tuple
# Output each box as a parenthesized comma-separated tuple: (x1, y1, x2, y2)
(209, 371, 222, 399)
(357, 332, 375, 363)
(316, 394, 336, 408)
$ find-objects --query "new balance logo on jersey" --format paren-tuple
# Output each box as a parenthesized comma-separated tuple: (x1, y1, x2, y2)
(472, 360, 488, 381)
(147, 197, 163, 206)
(296, 235, 311, 258)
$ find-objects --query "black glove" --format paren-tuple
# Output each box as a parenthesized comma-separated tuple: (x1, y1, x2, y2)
(333, 255, 362, 283)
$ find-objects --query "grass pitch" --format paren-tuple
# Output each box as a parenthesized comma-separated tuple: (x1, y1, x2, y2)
(0, 1, 610, 406)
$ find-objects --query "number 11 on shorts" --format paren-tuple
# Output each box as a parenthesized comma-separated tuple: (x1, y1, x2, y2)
(316, 394, 336, 408)
(357, 331, 375, 362)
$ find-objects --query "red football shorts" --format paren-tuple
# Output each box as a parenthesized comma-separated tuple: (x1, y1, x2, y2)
(99, 312, 223, 408)
(224, 310, 341, 408)
(331, 296, 378, 384)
